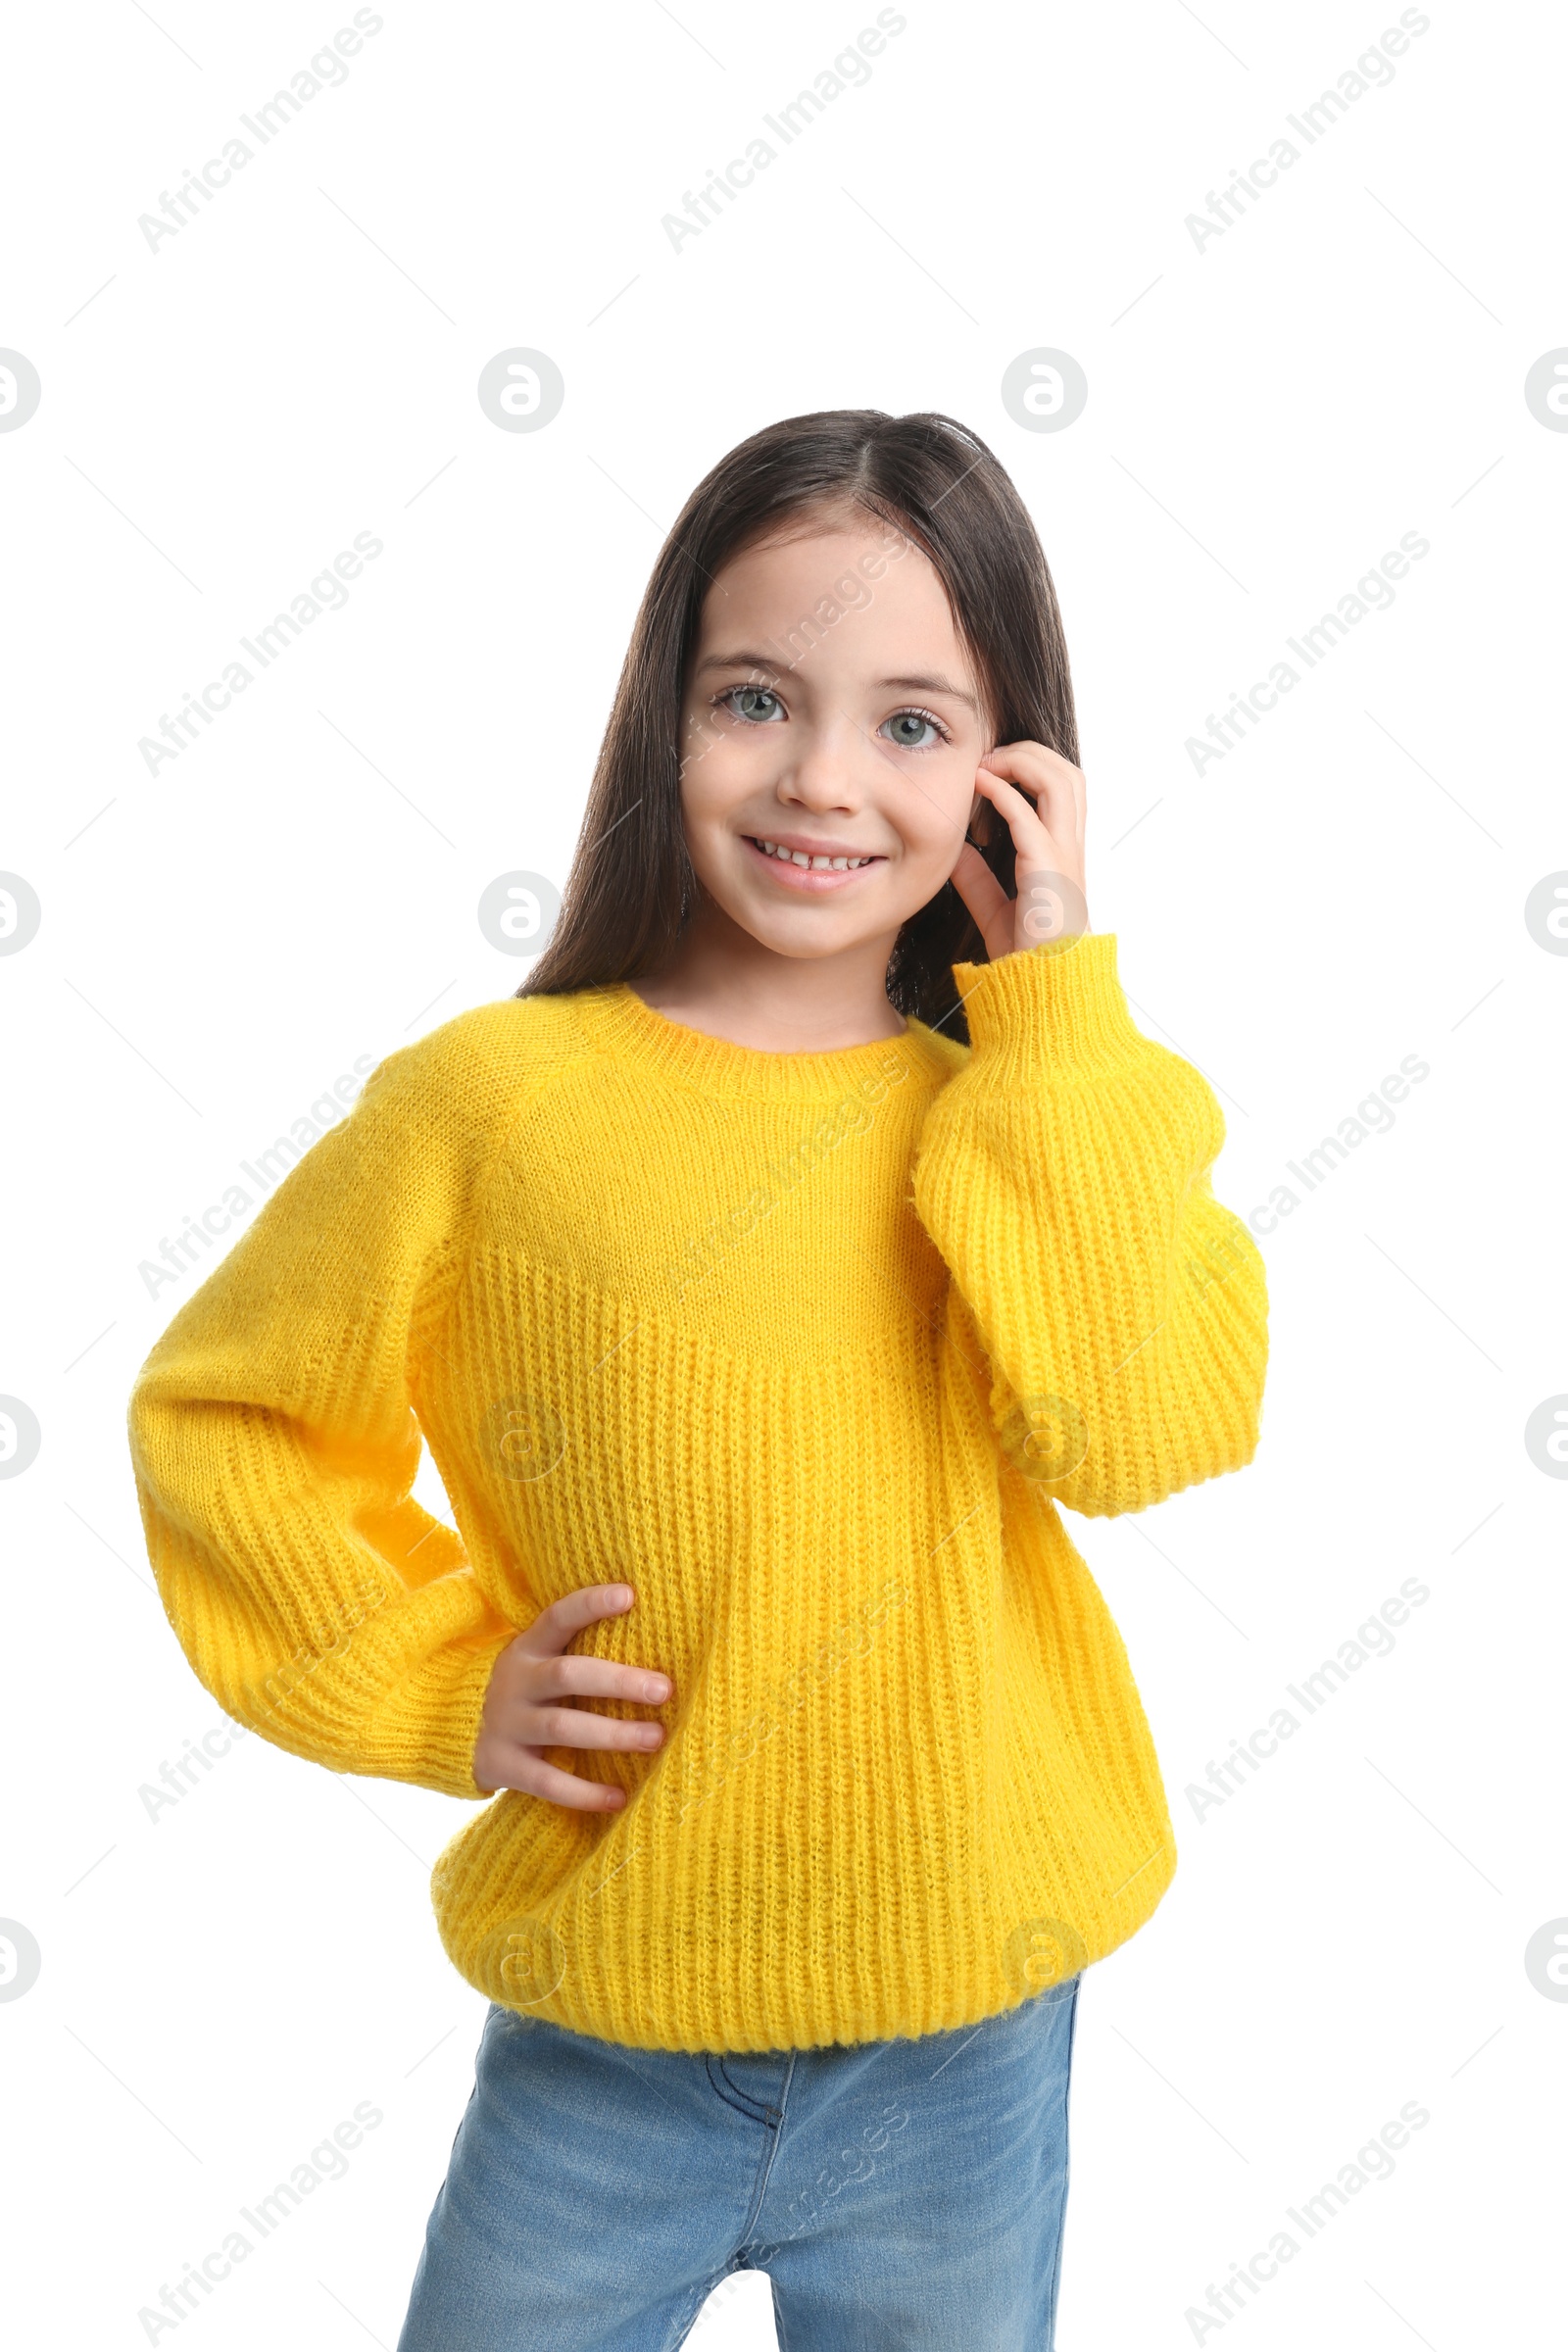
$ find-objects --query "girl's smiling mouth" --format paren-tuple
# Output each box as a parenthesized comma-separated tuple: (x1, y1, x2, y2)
(742, 833, 887, 888)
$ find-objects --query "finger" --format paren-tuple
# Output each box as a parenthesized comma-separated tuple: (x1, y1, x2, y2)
(521, 1703, 667, 1752)
(508, 1753, 629, 1810)
(950, 847, 1024, 964)
(979, 739, 1083, 791)
(979, 742, 1083, 850)
(971, 773, 1077, 928)
(973, 764, 1085, 922)
(539, 1655, 673, 1706)
(949, 840, 1014, 937)
(971, 767, 1066, 868)
(523, 1583, 637, 1657)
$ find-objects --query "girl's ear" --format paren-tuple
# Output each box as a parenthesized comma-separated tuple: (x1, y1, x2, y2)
(966, 792, 993, 849)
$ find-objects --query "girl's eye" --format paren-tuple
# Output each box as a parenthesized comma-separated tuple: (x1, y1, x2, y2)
(720, 686, 785, 724)
(879, 707, 949, 752)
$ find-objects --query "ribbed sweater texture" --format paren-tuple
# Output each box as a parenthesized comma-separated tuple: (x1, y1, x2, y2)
(126, 933, 1268, 2054)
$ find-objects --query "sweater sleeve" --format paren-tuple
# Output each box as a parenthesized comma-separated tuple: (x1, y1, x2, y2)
(125, 1030, 519, 1799)
(909, 932, 1268, 1517)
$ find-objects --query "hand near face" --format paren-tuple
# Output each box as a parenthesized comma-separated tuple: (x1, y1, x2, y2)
(948, 742, 1090, 962)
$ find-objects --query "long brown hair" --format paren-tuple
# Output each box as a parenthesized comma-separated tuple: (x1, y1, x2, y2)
(517, 408, 1079, 1043)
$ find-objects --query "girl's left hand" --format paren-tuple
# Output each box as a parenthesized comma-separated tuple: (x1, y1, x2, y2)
(948, 741, 1090, 963)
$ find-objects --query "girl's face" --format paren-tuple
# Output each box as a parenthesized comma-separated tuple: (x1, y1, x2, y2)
(674, 511, 994, 962)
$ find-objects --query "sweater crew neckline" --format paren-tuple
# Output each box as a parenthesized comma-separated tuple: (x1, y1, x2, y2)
(579, 980, 938, 1101)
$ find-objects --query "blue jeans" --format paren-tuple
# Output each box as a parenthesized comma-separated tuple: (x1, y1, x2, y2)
(396, 1972, 1081, 2350)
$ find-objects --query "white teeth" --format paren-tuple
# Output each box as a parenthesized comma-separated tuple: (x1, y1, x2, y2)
(756, 839, 874, 870)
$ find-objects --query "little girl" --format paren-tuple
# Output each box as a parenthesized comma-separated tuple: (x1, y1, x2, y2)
(127, 408, 1268, 2349)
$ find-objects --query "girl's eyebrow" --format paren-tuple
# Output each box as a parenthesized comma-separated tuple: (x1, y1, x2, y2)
(876, 671, 978, 710)
(694, 649, 785, 675)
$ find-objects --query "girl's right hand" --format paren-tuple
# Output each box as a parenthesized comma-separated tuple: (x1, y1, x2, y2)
(471, 1583, 673, 1808)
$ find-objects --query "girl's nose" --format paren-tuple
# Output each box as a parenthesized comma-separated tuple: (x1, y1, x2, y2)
(769, 725, 870, 801)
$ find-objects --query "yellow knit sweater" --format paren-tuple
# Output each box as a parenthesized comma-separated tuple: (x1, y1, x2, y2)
(126, 933, 1267, 2053)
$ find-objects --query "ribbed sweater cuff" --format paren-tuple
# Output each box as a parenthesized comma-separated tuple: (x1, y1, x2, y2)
(950, 931, 1147, 1083)
(392, 1632, 515, 1801)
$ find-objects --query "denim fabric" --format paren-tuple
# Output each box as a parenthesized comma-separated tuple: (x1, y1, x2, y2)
(396, 1972, 1081, 2350)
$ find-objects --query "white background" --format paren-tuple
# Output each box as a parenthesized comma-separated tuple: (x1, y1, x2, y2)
(2, 0, 1564, 2344)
